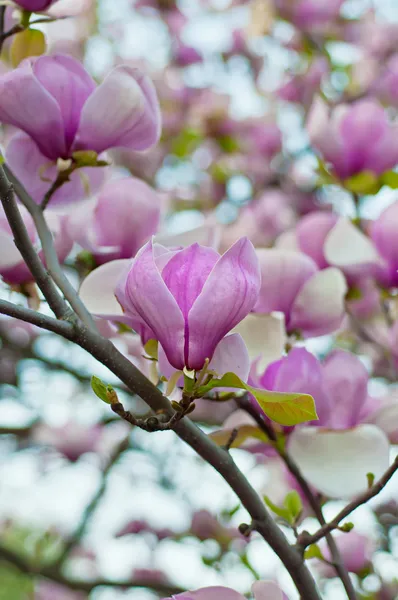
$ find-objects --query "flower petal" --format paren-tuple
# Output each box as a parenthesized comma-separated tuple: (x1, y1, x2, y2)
(260, 348, 331, 425)
(290, 267, 347, 337)
(32, 54, 96, 151)
(209, 333, 250, 382)
(187, 238, 261, 371)
(252, 581, 288, 600)
(122, 240, 185, 369)
(254, 249, 317, 318)
(0, 59, 66, 159)
(79, 260, 130, 319)
(6, 132, 106, 207)
(161, 244, 219, 318)
(322, 350, 369, 429)
(233, 313, 286, 375)
(288, 425, 390, 499)
(74, 66, 161, 154)
(324, 218, 382, 278)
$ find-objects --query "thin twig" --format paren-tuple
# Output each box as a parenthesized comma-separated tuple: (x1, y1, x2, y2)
(237, 395, 358, 600)
(0, 168, 72, 321)
(3, 164, 97, 331)
(55, 436, 130, 567)
(0, 543, 182, 595)
(297, 455, 398, 548)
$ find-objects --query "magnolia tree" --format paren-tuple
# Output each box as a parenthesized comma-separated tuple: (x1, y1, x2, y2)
(1, 0, 398, 599)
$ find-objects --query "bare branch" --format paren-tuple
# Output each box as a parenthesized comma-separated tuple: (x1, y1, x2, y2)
(3, 163, 97, 331)
(0, 167, 71, 321)
(297, 455, 398, 549)
(0, 543, 182, 595)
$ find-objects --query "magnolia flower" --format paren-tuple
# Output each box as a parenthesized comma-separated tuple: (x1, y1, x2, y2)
(253, 249, 347, 338)
(316, 531, 373, 577)
(257, 348, 391, 499)
(79, 238, 260, 371)
(13, 0, 57, 9)
(0, 54, 161, 204)
(66, 177, 162, 264)
(307, 97, 398, 179)
(0, 207, 72, 284)
(164, 581, 289, 600)
(370, 201, 398, 286)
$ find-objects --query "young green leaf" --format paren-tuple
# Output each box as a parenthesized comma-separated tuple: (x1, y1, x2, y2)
(196, 372, 317, 426)
(91, 376, 112, 404)
(284, 490, 303, 521)
(209, 425, 270, 449)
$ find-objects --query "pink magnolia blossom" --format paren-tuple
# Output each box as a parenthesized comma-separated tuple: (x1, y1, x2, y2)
(253, 249, 347, 337)
(0, 207, 72, 284)
(254, 347, 391, 498)
(164, 581, 289, 600)
(316, 531, 372, 577)
(79, 238, 260, 370)
(67, 177, 162, 264)
(0, 54, 161, 204)
(277, 58, 329, 107)
(307, 97, 398, 179)
(34, 421, 103, 462)
(14, 0, 57, 10)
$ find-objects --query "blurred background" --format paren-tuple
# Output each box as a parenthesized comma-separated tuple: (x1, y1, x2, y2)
(2, 0, 398, 598)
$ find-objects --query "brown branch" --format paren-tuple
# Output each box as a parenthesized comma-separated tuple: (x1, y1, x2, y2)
(0, 543, 182, 595)
(297, 455, 398, 549)
(237, 395, 358, 600)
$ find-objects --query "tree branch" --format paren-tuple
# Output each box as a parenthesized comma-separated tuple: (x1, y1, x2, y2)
(298, 455, 398, 549)
(0, 168, 71, 321)
(0, 299, 74, 337)
(237, 395, 358, 599)
(55, 436, 130, 567)
(0, 543, 182, 595)
(3, 163, 97, 331)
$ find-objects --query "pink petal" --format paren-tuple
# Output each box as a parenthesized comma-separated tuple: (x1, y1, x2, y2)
(6, 132, 106, 207)
(322, 350, 369, 429)
(290, 267, 347, 337)
(32, 54, 96, 151)
(187, 238, 260, 371)
(209, 333, 250, 382)
(254, 249, 317, 318)
(122, 240, 185, 369)
(296, 211, 338, 268)
(252, 581, 288, 600)
(162, 244, 220, 318)
(0, 60, 66, 159)
(74, 66, 161, 154)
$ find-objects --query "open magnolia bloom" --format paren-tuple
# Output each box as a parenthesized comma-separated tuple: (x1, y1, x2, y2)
(0, 54, 161, 205)
(80, 237, 260, 371)
(164, 581, 289, 600)
(253, 249, 347, 338)
(254, 348, 391, 499)
(307, 97, 398, 180)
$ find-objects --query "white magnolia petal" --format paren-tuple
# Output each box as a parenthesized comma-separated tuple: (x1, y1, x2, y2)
(252, 581, 286, 600)
(79, 260, 130, 317)
(324, 218, 381, 270)
(288, 425, 390, 499)
(233, 313, 286, 374)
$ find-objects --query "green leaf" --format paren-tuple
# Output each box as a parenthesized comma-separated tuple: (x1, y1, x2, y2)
(304, 544, 325, 561)
(343, 171, 380, 195)
(284, 491, 303, 521)
(144, 339, 158, 360)
(380, 170, 398, 189)
(91, 376, 112, 404)
(171, 128, 203, 157)
(217, 135, 240, 153)
(263, 495, 292, 522)
(367, 472, 375, 488)
(339, 522, 354, 533)
(209, 425, 271, 449)
(197, 372, 317, 426)
(10, 28, 46, 67)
